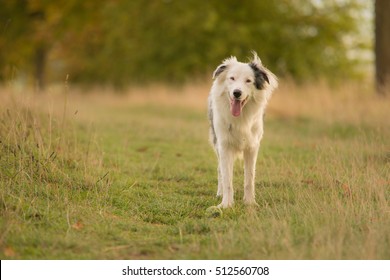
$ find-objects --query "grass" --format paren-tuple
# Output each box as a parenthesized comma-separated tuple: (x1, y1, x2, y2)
(0, 82, 389, 259)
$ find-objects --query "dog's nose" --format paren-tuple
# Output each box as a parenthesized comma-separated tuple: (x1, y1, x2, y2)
(233, 90, 242, 99)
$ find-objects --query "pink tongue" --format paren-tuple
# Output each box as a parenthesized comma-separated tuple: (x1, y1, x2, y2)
(231, 99, 241, 117)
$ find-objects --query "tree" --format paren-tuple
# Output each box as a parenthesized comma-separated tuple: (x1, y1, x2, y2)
(0, 0, 371, 88)
(0, 0, 90, 90)
(375, 0, 390, 95)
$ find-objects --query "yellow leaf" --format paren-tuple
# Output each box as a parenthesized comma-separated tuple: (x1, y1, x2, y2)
(72, 220, 84, 230)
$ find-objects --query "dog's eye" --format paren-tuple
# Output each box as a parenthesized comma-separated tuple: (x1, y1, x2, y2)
(230, 77, 235, 81)
(246, 79, 252, 83)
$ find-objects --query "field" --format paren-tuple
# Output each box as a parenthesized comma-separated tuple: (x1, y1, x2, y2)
(0, 82, 389, 259)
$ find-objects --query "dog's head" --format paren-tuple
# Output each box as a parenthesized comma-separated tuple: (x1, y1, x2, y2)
(213, 52, 278, 117)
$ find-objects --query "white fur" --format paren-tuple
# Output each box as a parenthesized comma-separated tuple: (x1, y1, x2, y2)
(208, 52, 278, 208)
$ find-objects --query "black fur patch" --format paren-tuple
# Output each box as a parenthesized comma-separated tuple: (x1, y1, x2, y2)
(208, 98, 217, 145)
(248, 63, 269, 90)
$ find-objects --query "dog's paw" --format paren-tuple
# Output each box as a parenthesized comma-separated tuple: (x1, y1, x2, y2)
(243, 198, 259, 207)
(217, 201, 234, 209)
(216, 186, 223, 197)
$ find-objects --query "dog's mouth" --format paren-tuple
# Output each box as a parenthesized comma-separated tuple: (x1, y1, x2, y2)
(230, 97, 248, 117)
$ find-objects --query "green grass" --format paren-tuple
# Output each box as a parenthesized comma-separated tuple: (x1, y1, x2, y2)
(0, 85, 389, 259)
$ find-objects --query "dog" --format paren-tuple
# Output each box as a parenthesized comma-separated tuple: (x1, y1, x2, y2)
(208, 52, 278, 208)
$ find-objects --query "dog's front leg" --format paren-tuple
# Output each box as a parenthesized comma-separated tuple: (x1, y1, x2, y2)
(216, 165, 223, 197)
(243, 145, 260, 206)
(218, 146, 234, 208)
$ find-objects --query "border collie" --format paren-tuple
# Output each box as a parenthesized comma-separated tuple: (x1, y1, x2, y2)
(208, 52, 278, 208)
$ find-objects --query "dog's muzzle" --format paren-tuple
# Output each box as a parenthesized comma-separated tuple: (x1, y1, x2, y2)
(233, 89, 242, 99)
(230, 90, 248, 117)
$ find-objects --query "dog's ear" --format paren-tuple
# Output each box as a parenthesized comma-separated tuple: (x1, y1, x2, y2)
(250, 51, 262, 66)
(249, 51, 269, 89)
(213, 64, 227, 79)
(213, 56, 237, 79)
(249, 51, 278, 96)
(249, 62, 270, 89)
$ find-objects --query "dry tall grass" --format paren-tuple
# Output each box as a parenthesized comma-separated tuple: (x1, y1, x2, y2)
(3, 80, 388, 125)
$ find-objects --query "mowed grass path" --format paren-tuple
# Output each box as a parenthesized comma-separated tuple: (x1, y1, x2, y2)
(1, 84, 389, 259)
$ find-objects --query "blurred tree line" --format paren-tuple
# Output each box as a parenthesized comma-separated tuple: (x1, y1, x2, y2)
(0, 0, 371, 89)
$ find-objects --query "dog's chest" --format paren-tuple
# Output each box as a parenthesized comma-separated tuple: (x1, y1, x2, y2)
(226, 118, 263, 150)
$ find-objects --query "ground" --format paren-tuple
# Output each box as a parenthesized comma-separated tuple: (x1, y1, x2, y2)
(0, 82, 389, 259)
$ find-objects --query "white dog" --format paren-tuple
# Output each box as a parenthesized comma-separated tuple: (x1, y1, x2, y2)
(208, 52, 278, 208)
